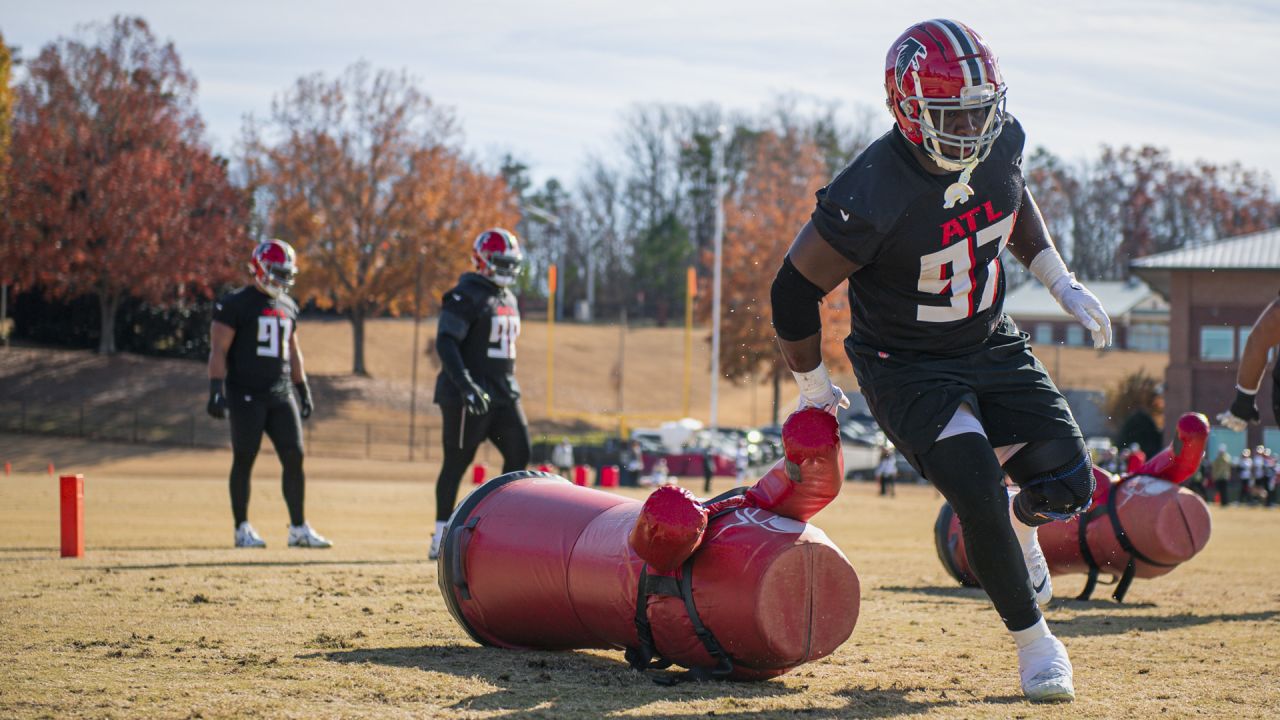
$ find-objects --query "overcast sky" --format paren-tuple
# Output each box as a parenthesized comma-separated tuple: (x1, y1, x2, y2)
(5, 1, 1278, 187)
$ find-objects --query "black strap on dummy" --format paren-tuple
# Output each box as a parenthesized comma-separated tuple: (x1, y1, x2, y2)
(626, 509, 743, 685)
(1074, 481, 1178, 603)
(1103, 487, 1176, 603)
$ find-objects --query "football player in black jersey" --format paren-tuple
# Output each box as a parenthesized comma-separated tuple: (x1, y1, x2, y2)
(1217, 291, 1280, 434)
(208, 239, 331, 549)
(770, 20, 1113, 703)
(430, 228, 531, 559)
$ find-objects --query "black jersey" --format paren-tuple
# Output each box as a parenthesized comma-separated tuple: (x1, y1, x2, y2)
(433, 273, 521, 405)
(812, 116, 1027, 357)
(213, 286, 298, 396)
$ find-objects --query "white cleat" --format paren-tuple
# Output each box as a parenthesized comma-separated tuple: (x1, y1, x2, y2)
(235, 521, 266, 548)
(1022, 529, 1053, 608)
(1019, 635, 1075, 703)
(428, 534, 441, 561)
(287, 522, 332, 549)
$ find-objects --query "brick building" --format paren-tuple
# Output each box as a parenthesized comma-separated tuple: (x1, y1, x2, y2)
(1131, 228, 1280, 453)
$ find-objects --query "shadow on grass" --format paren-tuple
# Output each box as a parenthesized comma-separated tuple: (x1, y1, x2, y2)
(313, 645, 1018, 717)
(104, 558, 414, 571)
(1052, 609, 1279, 637)
(879, 583, 1158, 609)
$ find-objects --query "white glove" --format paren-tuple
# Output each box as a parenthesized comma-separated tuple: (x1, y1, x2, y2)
(1029, 248, 1112, 349)
(793, 363, 852, 416)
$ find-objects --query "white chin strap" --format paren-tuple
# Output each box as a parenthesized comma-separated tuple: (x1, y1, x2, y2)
(491, 273, 515, 288)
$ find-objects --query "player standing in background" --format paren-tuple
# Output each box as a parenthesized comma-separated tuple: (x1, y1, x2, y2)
(769, 19, 1112, 701)
(430, 229, 531, 559)
(207, 239, 331, 549)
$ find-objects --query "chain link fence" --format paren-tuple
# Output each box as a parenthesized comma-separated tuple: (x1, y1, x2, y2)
(0, 399, 464, 463)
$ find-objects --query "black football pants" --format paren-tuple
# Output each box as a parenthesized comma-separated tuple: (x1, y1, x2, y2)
(436, 400, 531, 522)
(228, 391, 306, 527)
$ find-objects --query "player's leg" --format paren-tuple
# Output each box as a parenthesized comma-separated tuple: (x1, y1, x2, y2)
(433, 400, 487, 558)
(918, 429, 1074, 703)
(264, 395, 330, 548)
(486, 402, 531, 474)
(917, 431, 1040, 630)
(228, 395, 268, 547)
(1003, 436, 1095, 526)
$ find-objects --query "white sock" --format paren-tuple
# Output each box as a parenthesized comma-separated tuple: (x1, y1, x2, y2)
(1007, 488, 1038, 549)
(1010, 617, 1051, 649)
(434, 520, 447, 539)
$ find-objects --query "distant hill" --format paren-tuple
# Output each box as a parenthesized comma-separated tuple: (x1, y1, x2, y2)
(0, 317, 1168, 435)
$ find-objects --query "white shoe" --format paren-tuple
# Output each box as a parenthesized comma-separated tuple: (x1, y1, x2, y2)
(1018, 635, 1075, 702)
(428, 533, 441, 560)
(235, 521, 266, 548)
(1022, 529, 1053, 607)
(287, 522, 332, 548)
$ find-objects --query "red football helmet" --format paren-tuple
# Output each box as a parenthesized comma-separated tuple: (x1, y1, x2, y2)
(249, 239, 297, 298)
(884, 19, 1006, 172)
(472, 228, 523, 287)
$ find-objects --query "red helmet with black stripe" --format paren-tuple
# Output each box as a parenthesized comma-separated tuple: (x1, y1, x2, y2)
(885, 19, 1006, 173)
(249, 239, 297, 299)
(472, 228, 523, 287)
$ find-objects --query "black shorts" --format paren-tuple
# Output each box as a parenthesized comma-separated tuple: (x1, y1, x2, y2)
(849, 315, 1081, 465)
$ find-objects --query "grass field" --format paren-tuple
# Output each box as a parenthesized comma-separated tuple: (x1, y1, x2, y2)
(2, 436, 1278, 719)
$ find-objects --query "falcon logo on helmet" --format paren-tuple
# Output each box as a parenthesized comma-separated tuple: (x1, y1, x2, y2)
(894, 37, 927, 94)
(249, 239, 298, 299)
(472, 228, 524, 288)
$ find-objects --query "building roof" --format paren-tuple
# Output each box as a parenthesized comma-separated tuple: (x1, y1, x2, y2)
(1004, 279, 1165, 321)
(1130, 227, 1280, 298)
(1130, 227, 1280, 270)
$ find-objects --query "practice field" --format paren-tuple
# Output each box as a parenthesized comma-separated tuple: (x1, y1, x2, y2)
(1, 442, 1278, 719)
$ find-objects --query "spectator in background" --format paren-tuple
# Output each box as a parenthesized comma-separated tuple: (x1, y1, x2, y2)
(1238, 448, 1254, 505)
(701, 448, 715, 494)
(621, 440, 644, 488)
(1211, 445, 1234, 507)
(1253, 447, 1269, 504)
(734, 440, 750, 488)
(1125, 443, 1147, 475)
(875, 446, 898, 498)
(649, 457, 671, 487)
(552, 437, 575, 478)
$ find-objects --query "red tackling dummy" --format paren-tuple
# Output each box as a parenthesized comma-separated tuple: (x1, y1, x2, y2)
(438, 408, 859, 680)
(935, 412, 1212, 602)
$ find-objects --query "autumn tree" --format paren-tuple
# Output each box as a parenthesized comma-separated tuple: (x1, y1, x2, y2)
(715, 128, 843, 424)
(4, 17, 245, 354)
(243, 62, 518, 376)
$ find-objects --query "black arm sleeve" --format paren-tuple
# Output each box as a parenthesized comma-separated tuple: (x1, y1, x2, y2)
(436, 308, 478, 392)
(771, 255, 827, 342)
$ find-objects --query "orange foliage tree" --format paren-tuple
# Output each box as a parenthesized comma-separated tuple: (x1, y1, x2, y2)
(713, 129, 848, 424)
(3, 17, 246, 353)
(242, 62, 519, 376)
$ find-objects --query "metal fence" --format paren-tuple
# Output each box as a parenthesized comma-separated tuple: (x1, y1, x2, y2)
(0, 399, 482, 463)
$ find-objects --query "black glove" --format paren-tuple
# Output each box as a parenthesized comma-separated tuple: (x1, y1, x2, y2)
(462, 373, 491, 416)
(1217, 387, 1260, 431)
(207, 379, 228, 419)
(295, 381, 313, 420)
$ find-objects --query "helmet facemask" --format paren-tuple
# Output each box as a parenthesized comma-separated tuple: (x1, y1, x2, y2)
(485, 253, 522, 287)
(904, 82, 1006, 173)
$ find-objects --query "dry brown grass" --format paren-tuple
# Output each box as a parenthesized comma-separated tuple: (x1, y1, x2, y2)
(2, 437, 1278, 719)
